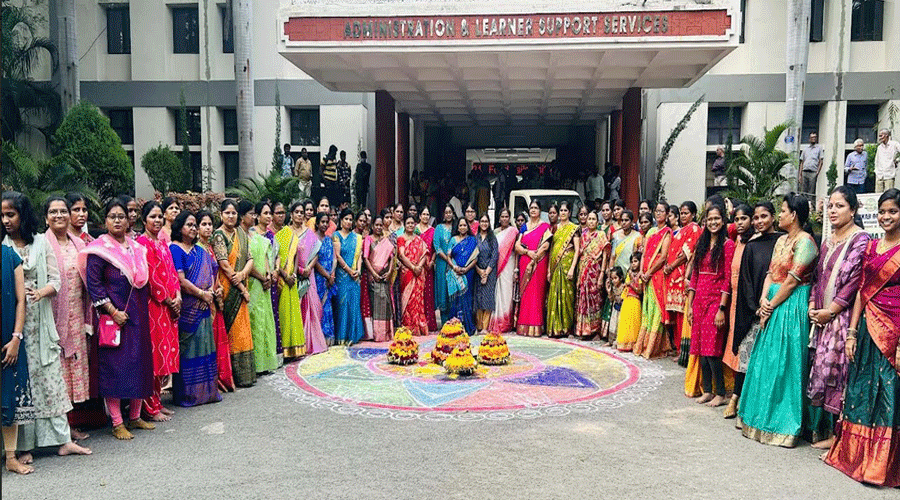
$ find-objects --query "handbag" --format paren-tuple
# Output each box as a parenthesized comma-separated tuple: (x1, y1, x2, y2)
(98, 285, 134, 348)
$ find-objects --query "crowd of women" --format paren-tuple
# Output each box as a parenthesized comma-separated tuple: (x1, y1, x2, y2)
(1, 186, 898, 487)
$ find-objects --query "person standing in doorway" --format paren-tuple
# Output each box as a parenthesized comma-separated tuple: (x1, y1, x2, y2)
(281, 144, 294, 179)
(799, 132, 824, 199)
(875, 129, 900, 193)
(712, 147, 727, 186)
(337, 150, 352, 207)
(354, 151, 372, 209)
(844, 139, 868, 194)
(295, 148, 313, 198)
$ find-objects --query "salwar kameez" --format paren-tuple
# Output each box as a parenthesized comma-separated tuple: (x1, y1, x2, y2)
(136, 234, 180, 416)
(5, 235, 73, 450)
(2, 246, 34, 427)
(169, 244, 221, 407)
(738, 232, 818, 447)
(47, 233, 90, 404)
(473, 234, 499, 332)
(212, 228, 256, 387)
(824, 239, 900, 486)
(546, 222, 578, 337)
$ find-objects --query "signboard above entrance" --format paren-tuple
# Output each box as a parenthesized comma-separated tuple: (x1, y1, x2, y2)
(284, 10, 732, 43)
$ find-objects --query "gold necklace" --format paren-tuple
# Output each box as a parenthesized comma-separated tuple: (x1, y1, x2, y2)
(877, 237, 900, 253)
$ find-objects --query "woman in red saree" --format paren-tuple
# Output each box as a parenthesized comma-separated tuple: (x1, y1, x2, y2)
(633, 202, 673, 358)
(363, 215, 396, 341)
(398, 216, 429, 336)
(416, 207, 438, 332)
(825, 189, 900, 486)
(664, 201, 702, 365)
(515, 200, 552, 336)
(136, 201, 181, 421)
(575, 211, 609, 338)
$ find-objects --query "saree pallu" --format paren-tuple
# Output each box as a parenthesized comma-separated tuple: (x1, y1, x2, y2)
(448, 236, 478, 334)
(360, 237, 374, 341)
(433, 223, 454, 322)
(825, 242, 900, 487)
(298, 229, 328, 355)
(516, 223, 551, 337)
(575, 230, 606, 338)
(263, 230, 283, 360)
(399, 235, 427, 336)
(366, 236, 395, 341)
(612, 231, 641, 274)
(170, 244, 220, 406)
(335, 232, 364, 345)
(634, 227, 672, 358)
(247, 232, 279, 372)
(419, 227, 438, 332)
(738, 284, 811, 447)
(616, 274, 642, 351)
(316, 235, 336, 343)
(546, 222, 578, 338)
(723, 240, 747, 371)
(200, 243, 235, 390)
(490, 226, 519, 333)
(275, 226, 305, 358)
(212, 228, 256, 387)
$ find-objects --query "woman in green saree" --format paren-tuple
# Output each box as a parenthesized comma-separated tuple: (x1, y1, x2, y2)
(546, 201, 581, 337)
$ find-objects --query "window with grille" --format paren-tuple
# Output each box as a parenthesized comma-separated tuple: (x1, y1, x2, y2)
(707, 107, 743, 145)
(173, 6, 199, 54)
(106, 7, 131, 54)
(174, 108, 202, 146)
(290, 108, 320, 146)
(106, 109, 133, 145)
(222, 152, 239, 188)
(845, 104, 879, 143)
(222, 109, 237, 145)
(801, 105, 821, 142)
(851, 0, 884, 41)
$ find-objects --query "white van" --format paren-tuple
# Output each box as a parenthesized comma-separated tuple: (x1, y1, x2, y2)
(505, 189, 584, 224)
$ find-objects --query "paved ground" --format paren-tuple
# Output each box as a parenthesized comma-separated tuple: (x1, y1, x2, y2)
(3, 341, 897, 499)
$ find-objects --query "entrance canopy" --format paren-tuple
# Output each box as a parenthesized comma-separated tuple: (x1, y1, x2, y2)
(279, 0, 740, 126)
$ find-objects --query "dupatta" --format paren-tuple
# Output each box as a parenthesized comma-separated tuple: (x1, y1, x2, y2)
(446, 236, 478, 299)
(46, 230, 89, 356)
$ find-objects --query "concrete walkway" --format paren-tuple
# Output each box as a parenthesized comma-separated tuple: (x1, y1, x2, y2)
(3, 348, 896, 499)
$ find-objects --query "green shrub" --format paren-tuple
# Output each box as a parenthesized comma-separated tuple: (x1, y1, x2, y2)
(141, 144, 187, 194)
(53, 101, 133, 201)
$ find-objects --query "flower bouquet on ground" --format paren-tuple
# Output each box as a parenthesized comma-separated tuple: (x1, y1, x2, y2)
(431, 318, 470, 365)
(443, 343, 478, 378)
(387, 327, 419, 365)
(477, 331, 510, 365)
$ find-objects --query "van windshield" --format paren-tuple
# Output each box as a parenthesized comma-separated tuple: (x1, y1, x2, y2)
(518, 195, 584, 223)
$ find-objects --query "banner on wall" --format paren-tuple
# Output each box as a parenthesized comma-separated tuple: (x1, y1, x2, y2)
(822, 193, 884, 240)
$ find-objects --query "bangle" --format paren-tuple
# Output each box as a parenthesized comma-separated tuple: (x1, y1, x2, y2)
(11, 332, 23, 340)
(847, 328, 858, 334)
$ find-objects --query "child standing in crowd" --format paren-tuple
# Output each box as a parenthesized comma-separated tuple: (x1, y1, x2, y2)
(617, 252, 644, 351)
(606, 267, 626, 348)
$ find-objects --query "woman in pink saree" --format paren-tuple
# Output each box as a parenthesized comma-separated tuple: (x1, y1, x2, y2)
(363, 216, 396, 341)
(296, 219, 328, 355)
(514, 200, 552, 336)
(398, 215, 429, 336)
(489, 208, 518, 333)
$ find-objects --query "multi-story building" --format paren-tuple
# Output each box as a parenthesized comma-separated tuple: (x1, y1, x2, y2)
(39, 1, 899, 206)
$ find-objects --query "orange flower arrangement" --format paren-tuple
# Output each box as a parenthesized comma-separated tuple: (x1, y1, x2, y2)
(431, 318, 470, 365)
(477, 331, 510, 365)
(387, 327, 419, 365)
(443, 343, 477, 377)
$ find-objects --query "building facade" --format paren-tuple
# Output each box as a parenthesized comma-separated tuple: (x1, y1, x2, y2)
(37, 0, 898, 206)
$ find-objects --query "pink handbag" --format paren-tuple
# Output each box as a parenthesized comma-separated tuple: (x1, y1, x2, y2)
(97, 314, 121, 348)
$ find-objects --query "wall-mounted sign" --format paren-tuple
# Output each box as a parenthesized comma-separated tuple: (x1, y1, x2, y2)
(284, 10, 731, 43)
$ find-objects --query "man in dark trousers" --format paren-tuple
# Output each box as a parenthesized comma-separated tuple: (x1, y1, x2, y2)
(354, 151, 372, 208)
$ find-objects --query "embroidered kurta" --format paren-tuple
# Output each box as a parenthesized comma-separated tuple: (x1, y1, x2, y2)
(137, 234, 180, 376)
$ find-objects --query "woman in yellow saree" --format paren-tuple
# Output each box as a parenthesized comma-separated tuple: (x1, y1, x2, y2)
(275, 201, 306, 359)
(546, 201, 581, 337)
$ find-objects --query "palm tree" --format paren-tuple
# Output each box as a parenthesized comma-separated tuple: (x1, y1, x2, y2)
(1, 2, 62, 142)
(225, 170, 299, 207)
(1, 140, 98, 212)
(724, 122, 792, 206)
(232, 0, 255, 180)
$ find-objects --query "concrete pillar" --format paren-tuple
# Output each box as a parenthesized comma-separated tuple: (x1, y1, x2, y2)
(622, 88, 642, 210)
(397, 112, 410, 205)
(610, 110, 623, 169)
(375, 90, 396, 210)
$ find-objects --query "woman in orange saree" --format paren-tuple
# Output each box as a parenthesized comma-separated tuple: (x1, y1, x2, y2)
(398, 215, 429, 336)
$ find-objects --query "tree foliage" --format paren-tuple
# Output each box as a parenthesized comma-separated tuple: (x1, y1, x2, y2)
(1, 1, 61, 141)
(53, 101, 133, 201)
(142, 144, 188, 194)
(225, 169, 299, 207)
(724, 122, 791, 205)
(1, 140, 98, 213)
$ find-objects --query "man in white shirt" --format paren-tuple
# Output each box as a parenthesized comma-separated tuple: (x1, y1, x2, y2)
(587, 167, 605, 202)
(875, 129, 900, 193)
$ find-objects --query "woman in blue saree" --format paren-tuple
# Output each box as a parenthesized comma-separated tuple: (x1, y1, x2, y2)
(333, 209, 364, 345)
(433, 205, 455, 324)
(447, 218, 479, 333)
